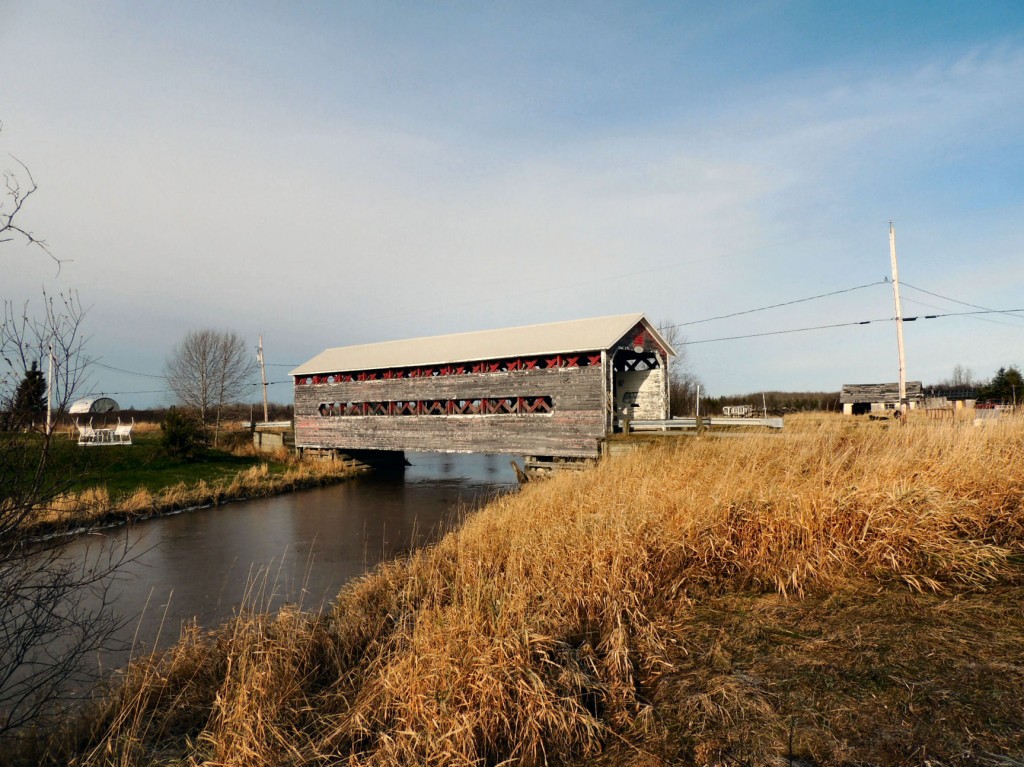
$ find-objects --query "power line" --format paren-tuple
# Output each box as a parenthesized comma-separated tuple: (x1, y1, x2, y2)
(93, 283, 887, 385)
(682, 307, 1024, 346)
(663, 280, 887, 329)
(684, 318, 886, 345)
(902, 296, 1021, 328)
(85, 277, 1020, 394)
(93, 360, 298, 381)
(913, 308, 1024, 320)
(900, 281, 1024, 325)
(82, 389, 171, 397)
(86, 380, 294, 398)
(92, 362, 169, 379)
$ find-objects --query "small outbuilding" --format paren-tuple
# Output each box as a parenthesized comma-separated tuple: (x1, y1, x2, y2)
(922, 385, 979, 412)
(840, 382, 924, 415)
(291, 313, 675, 461)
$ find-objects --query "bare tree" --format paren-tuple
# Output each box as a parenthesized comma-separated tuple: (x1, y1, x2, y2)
(165, 329, 256, 444)
(934, 364, 977, 392)
(1, 122, 58, 268)
(657, 320, 703, 416)
(1, 131, 128, 742)
(1, 296, 125, 740)
(951, 364, 974, 388)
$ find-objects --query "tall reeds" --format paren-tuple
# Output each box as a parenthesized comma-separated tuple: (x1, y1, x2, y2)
(61, 416, 1024, 766)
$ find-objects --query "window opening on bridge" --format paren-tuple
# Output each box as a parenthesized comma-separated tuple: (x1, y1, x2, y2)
(612, 351, 661, 372)
(315, 396, 553, 417)
(294, 352, 605, 386)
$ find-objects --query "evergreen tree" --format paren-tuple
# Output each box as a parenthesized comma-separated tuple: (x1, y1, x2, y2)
(980, 365, 1023, 405)
(11, 360, 46, 427)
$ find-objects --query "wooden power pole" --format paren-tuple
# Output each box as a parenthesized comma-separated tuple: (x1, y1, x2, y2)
(46, 344, 54, 436)
(889, 223, 908, 417)
(257, 334, 269, 423)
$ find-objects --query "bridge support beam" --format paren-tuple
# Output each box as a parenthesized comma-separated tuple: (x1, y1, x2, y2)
(339, 449, 408, 469)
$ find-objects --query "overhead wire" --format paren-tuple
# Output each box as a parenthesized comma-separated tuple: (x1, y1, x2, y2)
(84, 277, 1022, 399)
(679, 317, 888, 344)
(902, 296, 1021, 328)
(86, 379, 293, 398)
(89, 281, 886, 384)
(661, 280, 887, 329)
(910, 308, 1024, 320)
(92, 362, 169, 379)
(682, 307, 1024, 345)
(900, 281, 1024, 325)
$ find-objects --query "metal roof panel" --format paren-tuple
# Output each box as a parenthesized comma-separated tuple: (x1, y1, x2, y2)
(291, 313, 673, 376)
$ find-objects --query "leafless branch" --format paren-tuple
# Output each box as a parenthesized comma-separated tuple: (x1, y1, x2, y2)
(0, 293, 129, 742)
(658, 320, 703, 416)
(165, 328, 257, 445)
(0, 125, 65, 273)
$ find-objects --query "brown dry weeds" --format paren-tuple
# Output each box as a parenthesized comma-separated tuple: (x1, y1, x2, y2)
(47, 416, 1024, 766)
(23, 457, 363, 538)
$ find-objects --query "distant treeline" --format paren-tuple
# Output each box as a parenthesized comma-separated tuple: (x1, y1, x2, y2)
(56, 403, 295, 427)
(700, 391, 841, 415)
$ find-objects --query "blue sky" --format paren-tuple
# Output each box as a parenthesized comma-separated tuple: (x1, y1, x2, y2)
(3, 1, 1023, 407)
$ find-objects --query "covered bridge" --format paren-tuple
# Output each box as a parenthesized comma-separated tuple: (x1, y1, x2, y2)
(291, 313, 674, 462)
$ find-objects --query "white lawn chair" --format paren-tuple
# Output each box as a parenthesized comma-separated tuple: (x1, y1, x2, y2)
(112, 418, 134, 445)
(75, 419, 96, 446)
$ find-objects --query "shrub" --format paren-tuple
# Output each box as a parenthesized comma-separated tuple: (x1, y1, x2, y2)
(160, 409, 207, 460)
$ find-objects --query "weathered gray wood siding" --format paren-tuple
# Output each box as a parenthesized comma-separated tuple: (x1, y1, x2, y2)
(839, 382, 924, 404)
(294, 366, 607, 457)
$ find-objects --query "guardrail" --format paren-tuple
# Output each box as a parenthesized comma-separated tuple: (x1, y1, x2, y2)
(620, 416, 784, 432)
(254, 421, 293, 429)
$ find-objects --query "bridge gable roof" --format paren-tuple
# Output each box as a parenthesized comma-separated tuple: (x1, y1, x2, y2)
(291, 313, 673, 376)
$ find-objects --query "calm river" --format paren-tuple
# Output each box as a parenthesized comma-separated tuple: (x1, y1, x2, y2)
(68, 452, 518, 672)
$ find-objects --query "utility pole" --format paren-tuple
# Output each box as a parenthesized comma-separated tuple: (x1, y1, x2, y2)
(46, 344, 54, 436)
(256, 334, 269, 423)
(889, 222, 908, 418)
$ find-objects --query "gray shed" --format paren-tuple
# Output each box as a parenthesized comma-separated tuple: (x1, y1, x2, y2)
(840, 382, 923, 415)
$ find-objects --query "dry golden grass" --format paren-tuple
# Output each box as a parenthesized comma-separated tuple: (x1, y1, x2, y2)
(50, 415, 1024, 766)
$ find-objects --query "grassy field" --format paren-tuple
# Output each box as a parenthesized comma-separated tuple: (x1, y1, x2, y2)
(22, 428, 363, 536)
(37, 414, 1024, 766)
(57, 430, 288, 497)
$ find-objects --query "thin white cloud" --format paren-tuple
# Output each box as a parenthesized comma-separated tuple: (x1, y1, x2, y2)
(3, 6, 1023, 402)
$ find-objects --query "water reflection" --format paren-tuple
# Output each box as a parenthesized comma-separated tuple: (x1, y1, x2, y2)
(69, 452, 517, 671)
